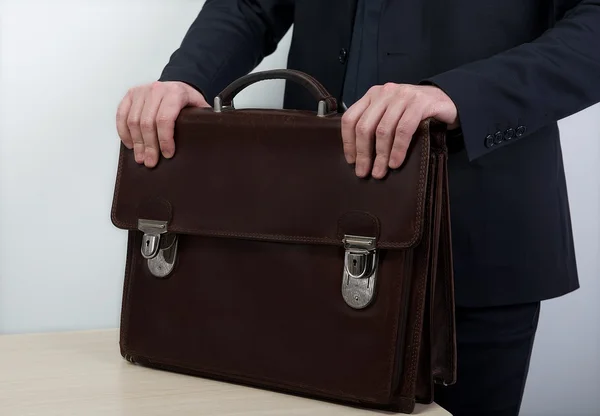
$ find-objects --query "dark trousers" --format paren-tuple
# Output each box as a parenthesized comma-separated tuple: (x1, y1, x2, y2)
(434, 302, 541, 416)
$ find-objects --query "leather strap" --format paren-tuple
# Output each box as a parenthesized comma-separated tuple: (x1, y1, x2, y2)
(215, 69, 338, 115)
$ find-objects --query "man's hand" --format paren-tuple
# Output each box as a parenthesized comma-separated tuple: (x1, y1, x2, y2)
(341, 83, 459, 179)
(116, 81, 210, 168)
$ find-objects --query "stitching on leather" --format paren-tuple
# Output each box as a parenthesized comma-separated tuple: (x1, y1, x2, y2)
(110, 125, 430, 250)
(406, 244, 428, 396)
(385, 250, 410, 401)
(135, 197, 173, 223)
(109, 220, 423, 249)
(173, 229, 338, 244)
(441, 187, 454, 380)
(123, 348, 385, 404)
(110, 147, 125, 227)
(120, 232, 137, 354)
(404, 127, 433, 396)
(429, 153, 453, 383)
(411, 122, 430, 247)
(335, 211, 381, 240)
(433, 150, 454, 382)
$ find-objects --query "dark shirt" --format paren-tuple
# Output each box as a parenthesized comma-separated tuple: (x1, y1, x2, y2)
(342, 0, 466, 150)
(341, 0, 385, 108)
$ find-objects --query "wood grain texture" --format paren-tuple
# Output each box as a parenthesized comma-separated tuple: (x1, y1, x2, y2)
(0, 329, 450, 415)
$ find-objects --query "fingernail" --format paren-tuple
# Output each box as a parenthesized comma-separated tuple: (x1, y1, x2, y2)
(373, 164, 383, 178)
(134, 151, 144, 164)
(356, 165, 367, 177)
(144, 153, 155, 167)
(162, 150, 172, 159)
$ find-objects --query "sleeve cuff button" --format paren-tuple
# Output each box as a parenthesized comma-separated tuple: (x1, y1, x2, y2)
(493, 131, 504, 145)
(504, 128, 515, 140)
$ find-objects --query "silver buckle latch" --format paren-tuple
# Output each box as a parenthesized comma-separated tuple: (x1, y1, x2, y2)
(138, 219, 178, 278)
(341, 235, 378, 309)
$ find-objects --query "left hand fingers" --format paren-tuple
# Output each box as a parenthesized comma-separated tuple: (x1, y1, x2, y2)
(353, 95, 389, 178)
(343, 83, 455, 178)
(388, 104, 425, 170)
(340, 96, 370, 165)
(372, 100, 406, 179)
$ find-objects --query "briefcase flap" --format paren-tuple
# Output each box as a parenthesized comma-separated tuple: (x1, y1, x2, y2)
(110, 107, 433, 250)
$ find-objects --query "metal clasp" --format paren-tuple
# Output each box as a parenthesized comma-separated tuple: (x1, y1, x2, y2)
(213, 96, 234, 113)
(138, 219, 178, 278)
(341, 235, 378, 309)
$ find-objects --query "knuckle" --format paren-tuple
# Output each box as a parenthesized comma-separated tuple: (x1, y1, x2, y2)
(130, 85, 145, 96)
(376, 124, 392, 138)
(140, 118, 154, 131)
(389, 155, 406, 168)
(411, 88, 425, 102)
(396, 124, 410, 141)
(150, 81, 163, 91)
(382, 82, 398, 93)
(391, 142, 407, 155)
(156, 113, 175, 127)
(127, 115, 139, 128)
(392, 138, 409, 153)
(356, 122, 371, 137)
(395, 123, 409, 136)
(375, 148, 390, 160)
(355, 145, 371, 158)
(171, 82, 189, 96)
(158, 135, 172, 145)
(341, 134, 354, 147)
(116, 107, 127, 122)
(356, 149, 369, 159)
(397, 84, 415, 99)
(367, 85, 381, 96)
(376, 141, 391, 157)
(342, 115, 359, 131)
(412, 90, 426, 104)
(341, 111, 355, 126)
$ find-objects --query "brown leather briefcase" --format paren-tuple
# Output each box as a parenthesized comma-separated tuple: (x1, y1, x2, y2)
(110, 69, 457, 413)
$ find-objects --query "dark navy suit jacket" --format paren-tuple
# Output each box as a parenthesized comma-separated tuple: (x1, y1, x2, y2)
(159, 0, 600, 307)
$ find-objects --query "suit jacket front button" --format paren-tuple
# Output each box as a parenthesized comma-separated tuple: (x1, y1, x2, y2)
(516, 125, 527, 137)
(338, 48, 348, 64)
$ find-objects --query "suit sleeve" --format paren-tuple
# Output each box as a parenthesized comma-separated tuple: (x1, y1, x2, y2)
(158, 0, 294, 103)
(423, 0, 600, 161)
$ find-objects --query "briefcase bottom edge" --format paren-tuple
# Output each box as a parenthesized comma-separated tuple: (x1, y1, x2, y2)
(120, 348, 419, 414)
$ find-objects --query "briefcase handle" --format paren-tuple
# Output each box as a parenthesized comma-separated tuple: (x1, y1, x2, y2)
(214, 69, 338, 117)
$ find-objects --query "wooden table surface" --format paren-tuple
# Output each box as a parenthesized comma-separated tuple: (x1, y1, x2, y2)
(0, 329, 450, 415)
